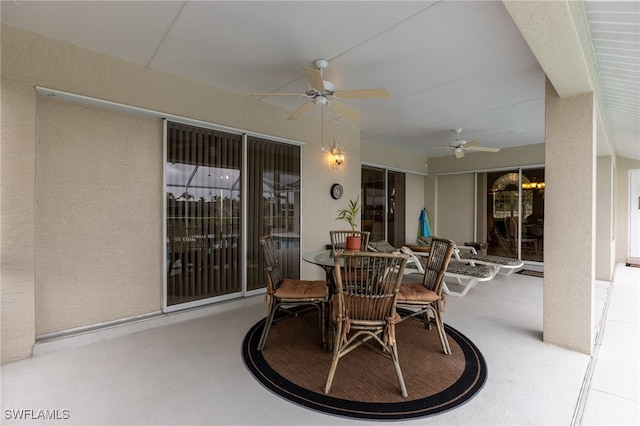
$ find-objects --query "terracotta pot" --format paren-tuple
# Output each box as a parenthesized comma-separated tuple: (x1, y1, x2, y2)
(346, 236, 361, 251)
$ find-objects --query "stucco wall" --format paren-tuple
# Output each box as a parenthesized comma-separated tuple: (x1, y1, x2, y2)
(1, 80, 38, 362)
(0, 24, 370, 362)
(434, 173, 475, 243)
(35, 98, 163, 334)
(360, 139, 429, 174)
(428, 143, 545, 175)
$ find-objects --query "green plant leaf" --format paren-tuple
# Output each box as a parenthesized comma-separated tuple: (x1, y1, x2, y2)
(335, 196, 360, 232)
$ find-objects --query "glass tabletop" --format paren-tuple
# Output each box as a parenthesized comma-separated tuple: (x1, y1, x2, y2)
(303, 250, 382, 269)
(302, 249, 335, 268)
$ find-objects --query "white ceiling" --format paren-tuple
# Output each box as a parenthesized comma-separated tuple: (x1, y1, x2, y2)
(2, 1, 638, 160)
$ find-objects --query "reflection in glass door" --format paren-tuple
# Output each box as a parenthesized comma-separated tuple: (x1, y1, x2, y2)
(362, 166, 405, 247)
(166, 123, 242, 306)
(483, 168, 544, 262)
(165, 123, 302, 309)
(246, 136, 301, 291)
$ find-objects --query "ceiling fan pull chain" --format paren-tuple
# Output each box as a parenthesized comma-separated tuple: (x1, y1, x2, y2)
(321, 105, 325, 151)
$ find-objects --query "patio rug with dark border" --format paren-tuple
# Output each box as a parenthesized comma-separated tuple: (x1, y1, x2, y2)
(242, 310, 487, 420)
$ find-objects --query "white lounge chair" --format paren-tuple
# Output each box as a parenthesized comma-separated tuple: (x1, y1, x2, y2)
(454, 245, 524, 277)
(368, 240, 427, 275)
(399, 244, 524, 297)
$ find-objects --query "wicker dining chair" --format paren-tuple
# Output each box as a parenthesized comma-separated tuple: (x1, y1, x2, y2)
(329, 230, 370, 251)
(396, 236, 456, 354)
(324, 250, 409, 397)
(258, 235, 328, 351)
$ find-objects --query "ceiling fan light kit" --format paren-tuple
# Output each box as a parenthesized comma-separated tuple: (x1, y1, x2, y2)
(437, 128, 501, 159)
(252, 59, 389, 122)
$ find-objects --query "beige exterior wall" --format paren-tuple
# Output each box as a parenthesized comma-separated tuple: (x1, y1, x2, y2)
(0, 25, 372, 362)
(428, 143, 545, 176)
(434, 174, 475, 244)
(35, 98, 163, 334)
(1, 80, 38, 362)
(360, 139, 429, 174)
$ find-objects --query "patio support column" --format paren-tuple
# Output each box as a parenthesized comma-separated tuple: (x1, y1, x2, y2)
(596, 156, 615, 281)
(0, 80, 38, 363)
(544, 78, 595, 354)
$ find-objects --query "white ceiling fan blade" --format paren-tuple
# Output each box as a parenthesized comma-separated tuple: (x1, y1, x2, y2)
(304, 67, 325, 92)
(287, 101, 314, 120)
(466, 146, 501, 152)
(251, 92, 308, 97)
(334, 89, 390, 99)
(328, 100, 360, 121)
(464, 140, 482, 147)
(455, 148, 465, 158)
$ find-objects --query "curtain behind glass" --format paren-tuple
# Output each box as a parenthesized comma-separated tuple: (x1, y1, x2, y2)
(247, 136, 301, 291)
(166, 122, 242, 306)
(361, 166, 405, 247)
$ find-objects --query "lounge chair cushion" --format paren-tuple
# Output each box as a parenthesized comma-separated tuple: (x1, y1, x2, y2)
(447, 261, 493, 278)
(458, 252, 523, 267)
(275, 279, 328, 299)
(368, 240, 397, 253)
(398, 282, 440, 302)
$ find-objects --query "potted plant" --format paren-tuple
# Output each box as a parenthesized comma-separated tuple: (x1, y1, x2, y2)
(336, 196, 362, 250)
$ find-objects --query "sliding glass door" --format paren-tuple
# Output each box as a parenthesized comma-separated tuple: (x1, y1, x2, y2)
(482, 168, 544, 262)
(165, 122, 301, 308)
(246, 136, 301, 291)
(361, 166, 405, 247)
(166, 123, 242, 306)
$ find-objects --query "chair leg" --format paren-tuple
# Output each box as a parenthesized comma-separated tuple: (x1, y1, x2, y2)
(389, 340, 408, 397)
(319, 302, 327, 349)
(324, 321, 342, 394)
(432, 304, 451, 355)
(257, 300, 279, 351)
(422, 311, 433, 330)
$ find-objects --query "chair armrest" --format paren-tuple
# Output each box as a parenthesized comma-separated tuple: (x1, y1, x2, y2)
(401, 246, 428, 258)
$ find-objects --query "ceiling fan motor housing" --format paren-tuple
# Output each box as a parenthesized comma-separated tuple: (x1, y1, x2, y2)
(306, 80, 335, 96)
(313, 59, 329, 70)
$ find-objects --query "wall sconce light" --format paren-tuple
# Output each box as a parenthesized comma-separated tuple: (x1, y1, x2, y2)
(331, 147, 345, 166)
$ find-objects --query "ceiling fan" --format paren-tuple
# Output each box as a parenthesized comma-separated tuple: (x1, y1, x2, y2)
(437, 128, 501, 158)
(251, 59, 390, 121)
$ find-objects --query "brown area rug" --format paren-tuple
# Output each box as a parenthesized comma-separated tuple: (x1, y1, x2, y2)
(242, 310, 486, 420)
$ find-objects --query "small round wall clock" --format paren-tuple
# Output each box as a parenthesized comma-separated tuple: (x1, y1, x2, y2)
(331, 183, 343, 200)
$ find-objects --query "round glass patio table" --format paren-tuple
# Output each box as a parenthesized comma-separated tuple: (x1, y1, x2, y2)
(302, 249, 336, 269)
(302, 249, 339, 285)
